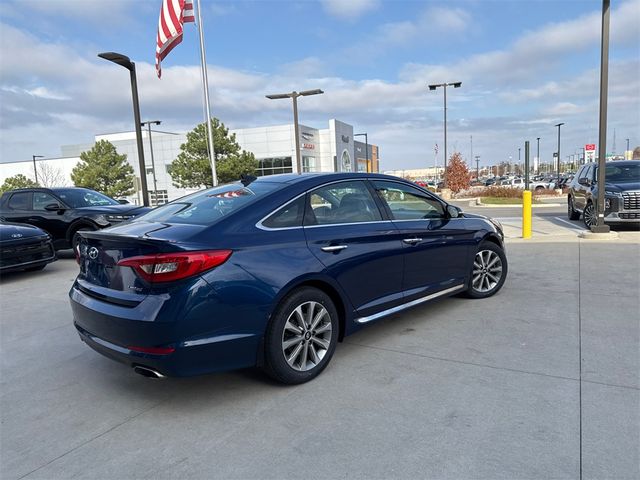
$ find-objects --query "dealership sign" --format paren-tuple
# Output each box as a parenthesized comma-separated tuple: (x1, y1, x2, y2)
(585, 144, 596, 162)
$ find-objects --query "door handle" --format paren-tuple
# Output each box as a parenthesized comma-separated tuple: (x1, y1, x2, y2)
(321, 245, 348, 252)
(403, 238, 422, 244)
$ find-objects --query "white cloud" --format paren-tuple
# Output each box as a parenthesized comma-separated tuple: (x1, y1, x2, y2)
(320, 0, 380, 20)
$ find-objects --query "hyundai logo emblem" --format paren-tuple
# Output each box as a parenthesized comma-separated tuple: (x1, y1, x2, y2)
(88, 247, 99, 260)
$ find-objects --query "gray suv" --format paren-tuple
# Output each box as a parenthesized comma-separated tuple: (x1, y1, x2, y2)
(567, 160, 640, 228)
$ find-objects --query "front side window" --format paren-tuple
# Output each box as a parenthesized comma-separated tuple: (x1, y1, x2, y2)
(306, 181, 382, 225)
(372, 181, 445, 220)
(33, 192, 59, 211)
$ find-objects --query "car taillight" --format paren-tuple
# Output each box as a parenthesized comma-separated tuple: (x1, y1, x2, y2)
(117, 250, 232, 283)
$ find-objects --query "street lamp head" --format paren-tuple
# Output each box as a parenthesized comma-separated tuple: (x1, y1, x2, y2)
(555, 122, 565, 128)
(299, 89, 324, 96)
(451, 82, 462, 88)
(266, 93, 292, 100)
(33, 155, 44, 159)
(98, 52, 133, 70)
(428, 84, 438, 91)
(141, 120, 162, 126)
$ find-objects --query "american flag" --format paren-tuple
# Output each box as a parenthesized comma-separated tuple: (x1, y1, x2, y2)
(434, 143, 439, 155)
(155, 0, 195, 78)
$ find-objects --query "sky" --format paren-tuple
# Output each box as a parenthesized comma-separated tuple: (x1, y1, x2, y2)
(0, 0, 638, 172)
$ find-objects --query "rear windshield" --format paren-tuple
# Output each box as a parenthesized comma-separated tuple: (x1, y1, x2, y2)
(135, 182, 281, 226)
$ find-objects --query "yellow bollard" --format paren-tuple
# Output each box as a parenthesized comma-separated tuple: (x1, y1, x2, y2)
(522, 190, 532, 239)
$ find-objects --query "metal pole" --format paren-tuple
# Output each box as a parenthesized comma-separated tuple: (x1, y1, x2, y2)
(470, 135, 473, 167)
(32, 155, 39, 183)
(475, 155, 480, 180)
(292, 93, 302, 174)
(146, 123, 158, 202)
(536, 137, 540, 174)
(593, 0, 611, 233)
(524, 141, 530, 190)
(129, 64, 149, 207)
(365, 133, 369, 172)
(556, 123, 563, 188)
(443, 85, 448, 187)
(195, 0, 217, 187)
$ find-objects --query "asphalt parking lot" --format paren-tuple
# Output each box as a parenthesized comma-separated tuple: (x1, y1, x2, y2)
(1, 225, 639, 479)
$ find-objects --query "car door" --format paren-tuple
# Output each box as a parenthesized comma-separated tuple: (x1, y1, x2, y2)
(29, 191, 69, 241)
(574, 165, 592, 211)
(370, 180, 472, 302)
(2, 191, 32, 225)
(303, 180, 405, 318)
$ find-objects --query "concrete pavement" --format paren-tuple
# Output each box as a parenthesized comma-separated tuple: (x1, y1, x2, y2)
(1, 232, 638, 479)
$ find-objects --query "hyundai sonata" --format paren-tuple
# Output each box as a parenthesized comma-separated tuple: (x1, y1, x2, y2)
(70, 173, 507, 384)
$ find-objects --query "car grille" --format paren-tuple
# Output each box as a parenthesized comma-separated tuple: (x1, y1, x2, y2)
(0, 239, 54, 268)
(622, 192, 640, 210)
(619, 212, 640, 219)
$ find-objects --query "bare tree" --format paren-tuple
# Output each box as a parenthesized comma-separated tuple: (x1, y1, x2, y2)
(37, 163, 67, 187)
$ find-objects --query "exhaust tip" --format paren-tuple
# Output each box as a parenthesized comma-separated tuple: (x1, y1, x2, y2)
(133, 365, 166, 379)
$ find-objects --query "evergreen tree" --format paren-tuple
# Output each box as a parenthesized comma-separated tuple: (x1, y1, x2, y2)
(71, 140, 135, 198)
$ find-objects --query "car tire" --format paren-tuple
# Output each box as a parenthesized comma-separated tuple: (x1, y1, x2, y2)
(263, 287, 339, 385)
(568, 197, 580, 220)
(465, 242, 508, 299)
(71, 226, 95, 252)
(583, 202, 597, 228)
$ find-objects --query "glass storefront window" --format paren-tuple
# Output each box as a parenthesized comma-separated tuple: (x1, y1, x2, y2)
(257, 157, 293, 177)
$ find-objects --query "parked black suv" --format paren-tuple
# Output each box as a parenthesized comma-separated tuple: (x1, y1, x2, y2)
(0, 188, 151, 250)
(567, 160, 640, 228)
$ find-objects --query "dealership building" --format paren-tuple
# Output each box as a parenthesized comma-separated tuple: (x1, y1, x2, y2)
(0, 119, 379, 205)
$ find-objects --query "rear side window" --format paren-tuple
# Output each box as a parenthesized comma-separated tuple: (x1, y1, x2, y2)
(8, 192, 30, 210)
(262, 196, 305, 229)
(306, 181, 382, 225)
(136, 182, 281, 226)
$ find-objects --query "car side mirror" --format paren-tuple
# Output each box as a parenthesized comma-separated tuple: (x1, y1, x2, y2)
(447, 205, 461, 218)
(44, 203, 63, 212)
(578, 178, 591, 187)
(117, 199, 129, 204)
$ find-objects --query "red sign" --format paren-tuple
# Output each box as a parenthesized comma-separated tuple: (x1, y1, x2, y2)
(585, 144, 596, 151)
(302, 143, 315, 150)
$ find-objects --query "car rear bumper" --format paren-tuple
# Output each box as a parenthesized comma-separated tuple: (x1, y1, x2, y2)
(70, 283, 263, 377)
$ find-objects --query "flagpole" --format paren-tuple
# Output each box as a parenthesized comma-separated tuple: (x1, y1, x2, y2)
(195, 0, 218, 187)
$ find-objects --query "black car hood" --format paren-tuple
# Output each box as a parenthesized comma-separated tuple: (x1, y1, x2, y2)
(604, 181, 640, 192)
(0, 222, 48, 242)
(74, 205, 151, 215)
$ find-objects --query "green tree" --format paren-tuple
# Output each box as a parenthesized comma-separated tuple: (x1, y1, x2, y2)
(0, 174, 38, 193)
(445, 152, 472, 193)
(71, 140, 134, 198)
(169, 118, 257, 188)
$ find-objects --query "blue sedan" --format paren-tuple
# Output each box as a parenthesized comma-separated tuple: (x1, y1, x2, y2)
(70, 173, 507, 384)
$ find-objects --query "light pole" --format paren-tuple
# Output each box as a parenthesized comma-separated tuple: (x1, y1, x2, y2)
(140, 120, 161, 204)
(475, 155, 480, 180)
(555, 122, 564, 187)
(428, 81, 462, 188)
(354, 133, 368, 172)
(98, 52, 149, 206)
(536, 137, 540, 174)
(266, 89, 324, 174)
(518, 147, 521, 174)
(32, 155, 44, 183)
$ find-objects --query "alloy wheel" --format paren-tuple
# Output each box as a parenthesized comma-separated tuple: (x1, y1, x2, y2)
(282, 301, 332, 372)
(583, 203, 597, 227)
(472, 249, 503, 293)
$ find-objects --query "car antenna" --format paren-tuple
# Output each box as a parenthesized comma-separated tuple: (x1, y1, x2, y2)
(240, 174, 257, 187)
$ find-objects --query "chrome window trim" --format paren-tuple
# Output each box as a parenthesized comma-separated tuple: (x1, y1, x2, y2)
(303, 220, 393, 229)
(355, 284, 465, 324)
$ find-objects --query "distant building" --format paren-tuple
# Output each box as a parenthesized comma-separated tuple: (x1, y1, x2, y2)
(0, 119, 380, 205)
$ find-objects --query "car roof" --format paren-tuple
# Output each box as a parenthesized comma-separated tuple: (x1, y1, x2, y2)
(252, 172, 413, 186)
